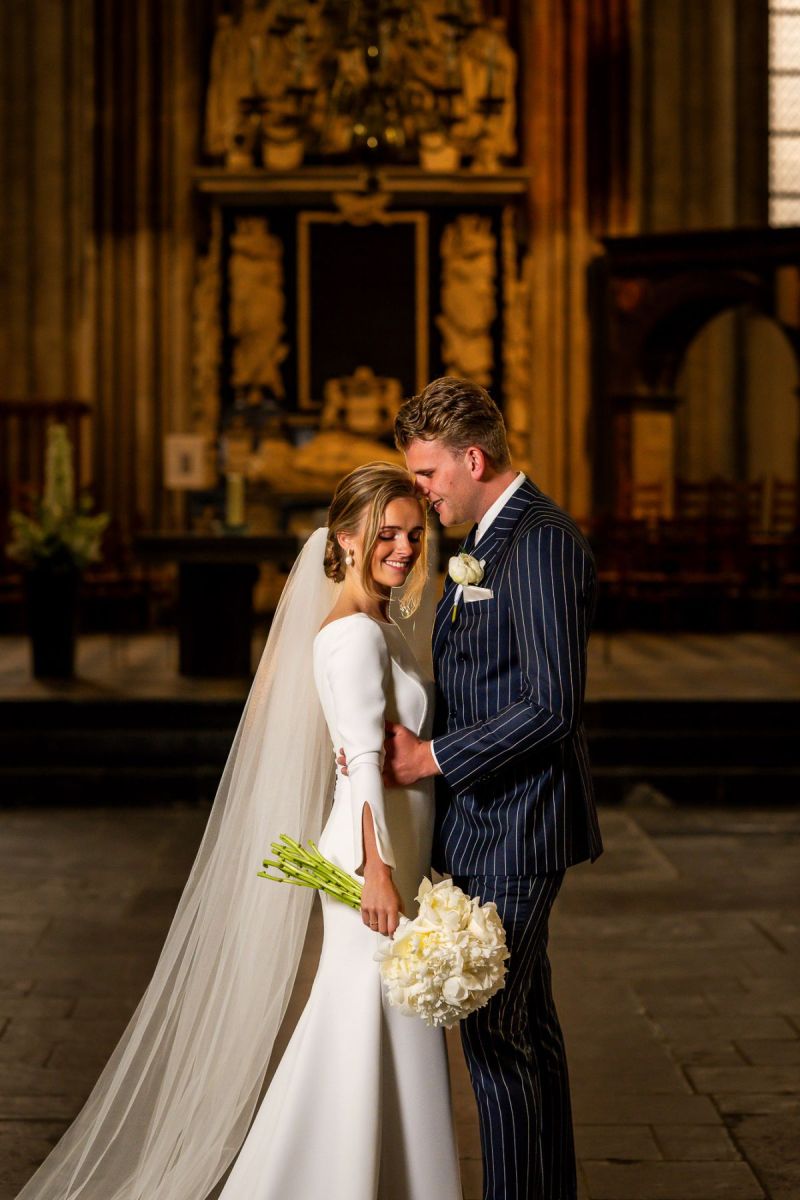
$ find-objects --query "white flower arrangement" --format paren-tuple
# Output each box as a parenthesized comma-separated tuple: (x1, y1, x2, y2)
(374, 877, 510, 1028)
(260, 841, 509, 1028)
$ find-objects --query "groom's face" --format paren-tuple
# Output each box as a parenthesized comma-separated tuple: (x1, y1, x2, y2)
(404, 438, 480, 527)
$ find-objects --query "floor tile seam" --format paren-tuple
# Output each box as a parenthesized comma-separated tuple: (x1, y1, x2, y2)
(635, 1003, 743, 1109)
(715, 1107, 773, 1200)
(648, 1122, 676, 1163)
(730, 1035, 800, 1067)
(746, 917, 791, 956)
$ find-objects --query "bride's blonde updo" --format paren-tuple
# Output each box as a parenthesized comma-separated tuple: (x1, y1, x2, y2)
(324, 462, 428, 616)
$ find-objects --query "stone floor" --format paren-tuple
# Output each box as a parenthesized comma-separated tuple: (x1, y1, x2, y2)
(0, 800, 798, 1199)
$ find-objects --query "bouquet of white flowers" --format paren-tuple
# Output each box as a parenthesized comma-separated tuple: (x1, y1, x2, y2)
(374, 877, 510, 1028)
(259, 837, 509, 1027)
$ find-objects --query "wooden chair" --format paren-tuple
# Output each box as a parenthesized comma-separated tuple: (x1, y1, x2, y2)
(708, 477, 766, 532)
(674, 478, 712, 522)
(620, 480, 667, 526)
(767, 478, 799, 535)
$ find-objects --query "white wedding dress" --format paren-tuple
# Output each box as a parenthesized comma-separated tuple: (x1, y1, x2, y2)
(218, 613, 463, 1200)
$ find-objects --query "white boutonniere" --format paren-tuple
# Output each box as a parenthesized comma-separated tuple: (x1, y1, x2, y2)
(448, 552, 485, 622)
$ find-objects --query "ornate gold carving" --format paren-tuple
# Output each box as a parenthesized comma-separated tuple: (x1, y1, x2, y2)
(501, 206, 533, 471)
(229, 216, 288, 401)
(293, 365, 405, 481)
(437, 214, 496, 386)
(203, 1, 517, 170)
(320, 366, 402, 436)
(332, 191, 393, 225)
(204, 13, 247, 159)
(457, 19, 518, 173)
(191, 208, 222, 436)
(245, 366, 404, 490)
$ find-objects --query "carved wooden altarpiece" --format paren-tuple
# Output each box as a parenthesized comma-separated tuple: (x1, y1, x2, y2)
(191, 166, 533, 507)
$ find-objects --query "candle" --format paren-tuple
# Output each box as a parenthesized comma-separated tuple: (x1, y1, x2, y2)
(225, 472, 246, 528)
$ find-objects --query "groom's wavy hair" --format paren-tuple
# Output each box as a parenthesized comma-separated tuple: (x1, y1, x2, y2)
(324, 462, 429, 618)
(394, 376, 511, 468)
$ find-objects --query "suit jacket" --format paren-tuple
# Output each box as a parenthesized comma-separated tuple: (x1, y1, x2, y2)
(431, 478, 603, 877)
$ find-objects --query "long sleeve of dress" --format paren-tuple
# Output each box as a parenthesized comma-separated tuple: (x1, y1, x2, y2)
(321, 618, 396, 877)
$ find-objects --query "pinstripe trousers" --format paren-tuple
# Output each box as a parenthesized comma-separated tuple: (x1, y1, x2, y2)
(451, 872, 575, 1200)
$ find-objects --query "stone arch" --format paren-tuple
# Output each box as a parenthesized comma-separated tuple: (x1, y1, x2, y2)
(591, 228, 800, 515)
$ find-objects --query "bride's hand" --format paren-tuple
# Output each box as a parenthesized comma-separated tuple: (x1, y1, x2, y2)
(361, 867, 404, 937)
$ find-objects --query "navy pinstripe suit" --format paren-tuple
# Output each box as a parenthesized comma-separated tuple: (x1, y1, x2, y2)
(431, 477, 602, 1200)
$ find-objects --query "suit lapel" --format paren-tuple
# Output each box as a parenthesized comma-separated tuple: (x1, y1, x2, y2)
(432, 523, 477, 661)
(433, 478, 538, 662)
(478, 478, 540, 557)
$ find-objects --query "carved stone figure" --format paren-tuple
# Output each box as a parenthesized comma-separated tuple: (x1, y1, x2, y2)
(204, 14, 247, 159)
(205, 0, 297, 165)
(229, 217, 288, 400)
(292, 431, 404, 480)
(455, 17, 517, 171)
(243, 367, 405, 492)
(320, 366, 403, 436)
(293, 366, 404, 479)
(437, 215, 497, 386)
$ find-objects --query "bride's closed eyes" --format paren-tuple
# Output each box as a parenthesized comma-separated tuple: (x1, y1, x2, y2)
(378, 527, 424, 543)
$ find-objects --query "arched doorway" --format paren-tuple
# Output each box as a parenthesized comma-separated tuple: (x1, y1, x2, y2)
(590, 227, 800, 519)
(676, 307, 799, 491)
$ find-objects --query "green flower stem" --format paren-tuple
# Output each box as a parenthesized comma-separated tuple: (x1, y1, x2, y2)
(258, 835, 364, 912)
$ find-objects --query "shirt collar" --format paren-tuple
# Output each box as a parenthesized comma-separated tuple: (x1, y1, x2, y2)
(474, 471, 527, 546)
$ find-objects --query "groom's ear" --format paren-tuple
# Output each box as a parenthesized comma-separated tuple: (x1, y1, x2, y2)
(464, 446, 489, 480)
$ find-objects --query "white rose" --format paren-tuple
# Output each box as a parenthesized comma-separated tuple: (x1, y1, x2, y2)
(448, 552, 484, 587)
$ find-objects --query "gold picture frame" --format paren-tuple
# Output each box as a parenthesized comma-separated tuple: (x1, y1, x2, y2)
(297, 209, 429, 409)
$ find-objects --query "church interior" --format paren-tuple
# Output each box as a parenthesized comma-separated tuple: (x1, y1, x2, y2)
(1, 2, 799, 1198)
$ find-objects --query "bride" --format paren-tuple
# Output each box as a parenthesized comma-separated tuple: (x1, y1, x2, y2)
(16, 462, 462, 1200)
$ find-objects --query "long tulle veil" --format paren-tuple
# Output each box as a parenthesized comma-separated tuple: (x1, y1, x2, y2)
(17, 528, 340, 1200)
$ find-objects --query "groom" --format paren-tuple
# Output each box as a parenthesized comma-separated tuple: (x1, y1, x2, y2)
(386, 376, 602, 1200)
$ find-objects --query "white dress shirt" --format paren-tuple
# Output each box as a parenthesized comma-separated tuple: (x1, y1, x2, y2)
(474, 471, 527, 547)
(429, 471, 527, 775)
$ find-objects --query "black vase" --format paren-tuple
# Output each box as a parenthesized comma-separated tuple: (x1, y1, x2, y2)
(24, 566, 81, 679)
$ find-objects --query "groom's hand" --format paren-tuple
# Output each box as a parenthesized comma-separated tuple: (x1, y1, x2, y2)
(382, 722, 441, 787)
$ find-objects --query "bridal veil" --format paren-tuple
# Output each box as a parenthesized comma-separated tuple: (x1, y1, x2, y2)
(17, 528, 340, 1200)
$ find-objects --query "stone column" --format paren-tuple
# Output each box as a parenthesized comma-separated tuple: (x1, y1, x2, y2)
(631, 0, 770, 488)
(0, 0, 207, 533)
(92, 0, 205, 534)
(522, 0, 634, 520)
(0, 0, 96, 480)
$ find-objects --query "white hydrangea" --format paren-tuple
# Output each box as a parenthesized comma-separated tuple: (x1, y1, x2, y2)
(374, 877, 510, 1029)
